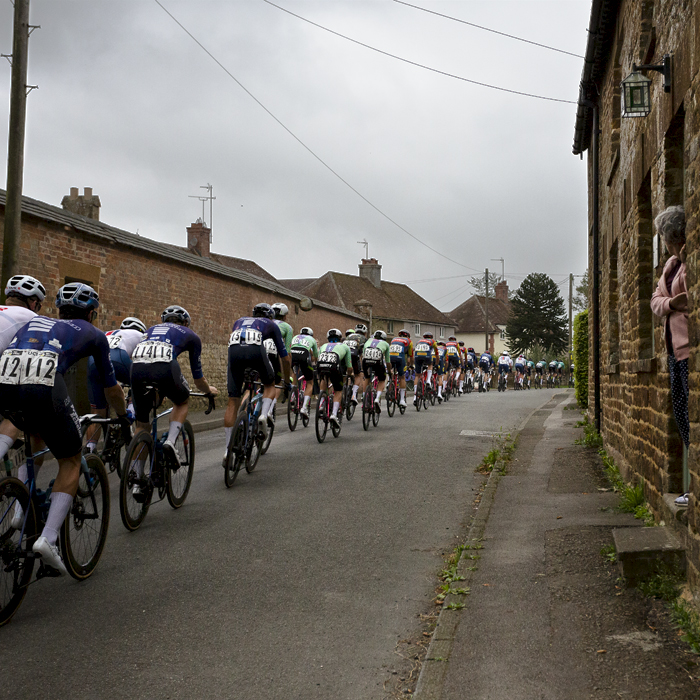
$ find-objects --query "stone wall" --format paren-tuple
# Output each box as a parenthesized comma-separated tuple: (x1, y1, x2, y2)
(589, 0, 700, 593)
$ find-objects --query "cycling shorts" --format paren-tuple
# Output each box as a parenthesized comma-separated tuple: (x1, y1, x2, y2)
(227, 344, 275, 398)
(390, 355, 406, 375)
(0, 374, 82, 460)
(318, 353, 345, 392)
(435, 359, 446, 374)
(291, 347, 314, 382)
(87, 347, 132, 410)
(362, 358, 386, 382)
(415, 356, 432, 374)
(447, 355, 460, 369)
(536, 366, 543, 374)
(515, 363, 525, 373)
(498, 364, 510, 375)
(467, 360, 475, 370)
(131, 359, 191, 422)
(478, 360, 490, 372)
(350, 351, 362, 376)
(269, 352, 282, 384)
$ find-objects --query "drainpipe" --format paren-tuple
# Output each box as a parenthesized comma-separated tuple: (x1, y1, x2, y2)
(590, 103, 601, 432)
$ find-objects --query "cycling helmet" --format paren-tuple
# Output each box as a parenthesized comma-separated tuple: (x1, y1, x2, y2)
(161, 305, 191, 325)
(458, 341, 465, 347)
(5, 275, 46, 301)
(252, 302, 274, 319)
(121, 317, 147, 333)
(448, 336, 457, 342)
(327, 328, 342, 342)
(374, 330, 387, 341)
(301, 326, 314, 337)
(345, 329, 354, 337)
(423, 332, 434, 339)
(271, 302, 289, 319)
(398, 329, 410, 338)
(467, 347, 475, 353)
(56, 282, 99, 311)
(438, 341, 446, 346)
(355, 323, 368, 335)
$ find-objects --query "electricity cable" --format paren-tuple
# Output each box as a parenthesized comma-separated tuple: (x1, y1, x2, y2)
(263, 0, 576, 104)
(154, 0, 483, 272)
(391, 0, 584, 59)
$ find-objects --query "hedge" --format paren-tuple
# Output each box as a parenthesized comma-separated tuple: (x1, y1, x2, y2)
(573, 309, 589, 408)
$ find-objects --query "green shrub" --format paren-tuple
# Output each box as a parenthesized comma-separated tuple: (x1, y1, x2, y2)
(573, 310, 588, 408)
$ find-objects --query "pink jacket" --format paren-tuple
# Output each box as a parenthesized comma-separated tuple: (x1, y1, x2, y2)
(650, 255, 689, 361)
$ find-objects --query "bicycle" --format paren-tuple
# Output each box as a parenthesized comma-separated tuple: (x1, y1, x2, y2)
(498, 371, 507, 392)
(465, 370, 473, 394)
(287, 365, 311, 432)
(81, 391, 132, 477)
(385, 366, 405, 417)
(362, 366, 381, 430)
(315, 370, 351, 443)
(0, 415, 114, 625)
(120, 391, 214, 530)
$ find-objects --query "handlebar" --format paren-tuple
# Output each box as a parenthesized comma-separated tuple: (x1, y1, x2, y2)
(79, 414, 122, 427)
(190, 392, 216, 415)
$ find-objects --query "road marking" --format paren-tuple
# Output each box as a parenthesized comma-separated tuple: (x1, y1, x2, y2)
(459, 430, 501, 437)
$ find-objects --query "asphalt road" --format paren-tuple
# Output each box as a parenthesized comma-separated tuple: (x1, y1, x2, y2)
(3, 386, 564, 700)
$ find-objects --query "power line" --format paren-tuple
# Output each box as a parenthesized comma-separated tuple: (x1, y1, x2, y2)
(392, 0, 585, 59)
(430, 281, 472, 305)
(153, 0, 484, 273)
(263, 0, 576, 104)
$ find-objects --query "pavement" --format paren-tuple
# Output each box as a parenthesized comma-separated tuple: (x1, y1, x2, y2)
(415, 393, 700, 699)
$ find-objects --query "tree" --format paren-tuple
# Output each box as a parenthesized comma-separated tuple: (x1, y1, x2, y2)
(468, 272, 501, 298)
(506, 273, 568, 356)
(573, 270, 589, 313)
(573, 310, 588, 408)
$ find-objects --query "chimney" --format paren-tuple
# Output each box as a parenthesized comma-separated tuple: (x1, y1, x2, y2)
(359, 258, 381, 288)
(495, 280, 509, 303)
(187, 218, 211, 258)
(61, 186, 101, 220)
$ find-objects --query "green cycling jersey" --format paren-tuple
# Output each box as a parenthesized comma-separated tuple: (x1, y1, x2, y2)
(275, 320, 294, 353)
(362, 338, 391, 364)
(291, 333, 319, 361)
(319, 341, 353, 370)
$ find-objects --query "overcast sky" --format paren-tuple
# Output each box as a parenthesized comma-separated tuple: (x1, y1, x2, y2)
(0, 0, 590, 311)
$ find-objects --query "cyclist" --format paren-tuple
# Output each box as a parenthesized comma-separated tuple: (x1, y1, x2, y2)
(514, 354, 527, 388)
(557, 360, 566, 381)
(466, 346, 477, 390)
(548, 359, 558, 385)
(526, 357, 535, 387)
(0, 275, 47, 462)
(84, 316, 147, 452)
(389, 329, 413, 408)
(445, 336, 461, 395)
(344, 323, 368, 405)
(457, 341, 467, 394)
(0, 283, 128, 575)
(318, 328, 354, 427)
(413, 333, 439, 404)
(267, 303, 294, 423)
(478, 351, 494, 389)
(497, 352, 512, 389)
(225, 303, 290, 451)
(131, 305, 218, 470)
(436, 341, 448, 402)
(290, 326, 319, 418)
(362, 330, 391, 411)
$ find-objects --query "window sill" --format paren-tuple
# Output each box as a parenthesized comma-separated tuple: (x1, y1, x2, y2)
(605, 363, 619, 375)
(632, 358, 657, 374)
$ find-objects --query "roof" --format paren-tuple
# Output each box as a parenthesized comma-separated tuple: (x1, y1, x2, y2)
(0, 189, 364, 320)
(207, 252, 277, 284)
(279, 278, 317, 293)
(572, 0, 620, 154)
(291, 271, 454, 325)
(448, 295, 510, 334)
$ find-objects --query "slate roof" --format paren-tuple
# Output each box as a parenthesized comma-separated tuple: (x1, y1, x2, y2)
(288, 272, 454, 325)
(448, 295, 511, 333)
(0, 189, 363, 319)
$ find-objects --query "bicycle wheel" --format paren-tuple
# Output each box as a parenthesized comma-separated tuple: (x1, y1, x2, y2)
(372, 397, 380, 427)
(166, 421, 195, 509)
(415, 384, 422, 412)
(224, 415, 246, 488)
(0, 478, 36, 627)
(287, 387, 299, 432)
(61, 454, 109, 580)
(315, 391, 328, 443)
(362, 390, 372, 431)
(331, 405, 342, 439)
(261, 405, 275, 455)
(346, 390, 356, 421)
(119, 432, 154, 531)
(246, 418, 263, 473)
(386, 383, 396, 417)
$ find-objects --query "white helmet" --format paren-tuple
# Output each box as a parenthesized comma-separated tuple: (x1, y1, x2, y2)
(300, 326, 314, 337)
(373, 330, 387, 341)
(5, 275, 46, 301)
(327, 328, 343, 342)
(121, 317, 147, 334)
(355, 323, 368, 336)
(271, 302, 289, 319)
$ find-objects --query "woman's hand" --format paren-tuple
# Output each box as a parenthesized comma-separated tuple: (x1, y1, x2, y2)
(679, 244, 687, 263)
(670, 292, 688, 312)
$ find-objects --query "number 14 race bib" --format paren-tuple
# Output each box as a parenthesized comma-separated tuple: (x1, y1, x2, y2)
(0, 349, 59, 387)
(132, 341, 173, 363)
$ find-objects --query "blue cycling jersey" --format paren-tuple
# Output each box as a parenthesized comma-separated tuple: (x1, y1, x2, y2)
(479, 353, 493, 366)
(8, 316, 116, 387)
(467, 352, 477, 365)
(230, 317, 288, 358)
(142, 323, 204, 379)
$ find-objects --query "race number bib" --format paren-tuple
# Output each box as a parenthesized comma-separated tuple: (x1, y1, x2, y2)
(344, 340, 358, 350)
(447, 346, 458, 355)
(415, 342, 430, 354)
(132, 341, 173, 363)
(228, 329, 263, 346)
(0, 349, 58, 387)
(389, 344, 404, 355)
(263, 338, 277, 356)
(319, 352, 339, 365)
(363, 347, 383, 361)
(108, 334, 123, 350)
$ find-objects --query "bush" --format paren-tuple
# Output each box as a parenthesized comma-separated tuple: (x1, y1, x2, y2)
(573, 310, 589, 408)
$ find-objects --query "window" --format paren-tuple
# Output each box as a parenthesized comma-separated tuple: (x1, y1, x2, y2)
(414, 324, 420, 336)
(387, 320, 394, 334)
(500, 328, 506, 340)
(439, 327, 445, 338)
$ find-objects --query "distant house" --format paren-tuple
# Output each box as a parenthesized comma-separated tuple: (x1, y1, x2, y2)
(448, 281, 510, 356)
(281, 258, 456, 341)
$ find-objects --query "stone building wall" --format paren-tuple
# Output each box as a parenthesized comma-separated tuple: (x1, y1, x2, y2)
(589, 0, 700, 592)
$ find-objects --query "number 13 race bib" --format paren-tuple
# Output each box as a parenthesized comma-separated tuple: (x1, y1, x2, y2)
(132, 341, 173, 363)
(0, 349, 59, 387)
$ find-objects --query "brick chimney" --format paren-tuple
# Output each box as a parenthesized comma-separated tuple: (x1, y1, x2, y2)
(495, 280, 509, 303)
(187, 218, 211, 257)
(61, 186, 101, 220)
(359, 258, 381, 288)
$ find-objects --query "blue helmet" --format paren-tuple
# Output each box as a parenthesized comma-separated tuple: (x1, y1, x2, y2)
(55, 282, 99, 311)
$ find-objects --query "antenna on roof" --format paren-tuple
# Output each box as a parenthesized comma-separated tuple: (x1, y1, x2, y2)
(188, 183, 216, 241)
(491, 258, 504, 280)
(357, 238, 369, 259)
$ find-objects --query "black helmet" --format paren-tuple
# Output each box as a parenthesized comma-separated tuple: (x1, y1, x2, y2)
(253, 303, 274, 319)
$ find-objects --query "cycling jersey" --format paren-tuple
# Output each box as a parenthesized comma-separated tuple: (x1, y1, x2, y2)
(0, 305, 35, 352)
(435, 346, 447, 372)
(389, 336, 413, 374)
(344, 332, 366, 375)
(135, 323, 204, 379)
(290, 333, 318, 381)
(318, 341, 352, 392)
(445, 341, 461, 367)
(466, 351, 477, 368)
(275, 319, 294, 353)
(479, 353, 494, 368)
(362, 338, 390, 381)
(105, 328, 145, 356)
(497, 355, 511, 367)
(414, 339, 438, 361)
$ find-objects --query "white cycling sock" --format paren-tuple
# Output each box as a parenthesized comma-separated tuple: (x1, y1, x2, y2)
(261, 397, 273, 419)
(375, 390, 382, 402)
(442, 380, 447, 390)
(302, 395, 311, 410)
(438, 387, 443, 396)
(332, 401, 340, 417)
(427, 370, 433, 383)
(271, 398, 277, 411)
(167, 421, 183, 444)
(0, 433, 15, 461)
(459, 381, 464, 390)
(42, 491, 73, 546)
(224, 426, 233, 448)
(86, 441, 97, 453)
(13, 463, 27, 522)
(400, 389, 406, 401)
(352, 385, 359, 398)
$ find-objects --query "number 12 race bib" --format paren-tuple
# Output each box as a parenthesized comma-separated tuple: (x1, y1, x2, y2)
(0, 349, 59, 387)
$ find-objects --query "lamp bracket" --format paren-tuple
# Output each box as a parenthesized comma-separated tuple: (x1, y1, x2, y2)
(632, 54, 671, 92)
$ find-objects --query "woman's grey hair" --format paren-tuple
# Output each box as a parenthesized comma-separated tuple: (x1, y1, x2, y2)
(654, 205, 686, 246)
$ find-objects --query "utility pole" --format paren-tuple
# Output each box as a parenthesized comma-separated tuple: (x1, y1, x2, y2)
(569, 273, 574, 381)
(484, 268, 490, 353)
(2, 0, 32, 300)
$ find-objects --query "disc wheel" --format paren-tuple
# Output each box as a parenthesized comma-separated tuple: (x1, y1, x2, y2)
(224, 415, 246, 488)
(61, 454, 110, 580)
(166, 421, 195, 509)
(362, 390, 372, 431)
(261, 405, 275, 455)
(0, 478, 36, 626)
(119, 432, 154, 532)
(287, 387, 299, 432)
(386, 383, 396, 417)
(315, 392, 329, 443)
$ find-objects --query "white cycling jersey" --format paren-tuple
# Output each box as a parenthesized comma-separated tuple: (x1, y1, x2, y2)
(497, 354, 511, 366)
(0, 305, 36, 353)
(516, 355, 527, 365)
(105, 328, 147, 357)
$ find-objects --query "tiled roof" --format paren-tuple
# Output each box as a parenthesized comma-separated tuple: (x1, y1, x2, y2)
(298, 271, 454, 325)
(448, 295, 511, 333)
(279, 278, 317, 293)
(0, 189, 364, 319)
(207, 252, 277, 284)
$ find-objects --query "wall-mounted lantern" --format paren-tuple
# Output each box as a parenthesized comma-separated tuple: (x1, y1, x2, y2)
(621, 54, 671, 118)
